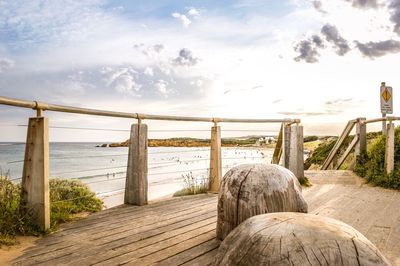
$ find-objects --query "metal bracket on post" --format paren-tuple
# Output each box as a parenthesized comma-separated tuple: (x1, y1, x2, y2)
(21, 117, 50, 230)
(209, 120, 222, 193)
(125, 123, 148, 205)
(136, 113, 142, 125)
(33, 101, 48, 118)
(385, 121, 395, 174)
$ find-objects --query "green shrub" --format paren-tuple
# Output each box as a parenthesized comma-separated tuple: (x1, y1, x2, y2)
(304, 135, 356, 170)
(0, 176, 103, 246)
(174, 172, 208, 197)
(304, 139, 336, 169)
(50, 178, 103, 226)
(354, 127, 400, 189)
(298, 177, 312, 187)
(0, 176, 39, 246)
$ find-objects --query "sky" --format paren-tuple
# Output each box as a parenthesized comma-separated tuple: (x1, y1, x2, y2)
(1, 0, 400, 141)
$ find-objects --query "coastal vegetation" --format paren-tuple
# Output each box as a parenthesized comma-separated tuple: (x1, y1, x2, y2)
(298, 177, 312, 187)
(0, 176, 102, 246)
(354, 127, 400, 189)
(105, 136, 275, 148)
(49, 178, 103, 225)
(305, 129, 400, 190)
(173, 172, 208, 197)
(304, 138, 337, 170)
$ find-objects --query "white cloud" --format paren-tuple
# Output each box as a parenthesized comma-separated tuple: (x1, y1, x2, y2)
(113, 74, 141, 96)
(172, 48, 199, 66)
(0, 58, 14, 73)
(144, 67, 154, 76)
(101, 66, 141, 96)
(134, 43, 165, 56)
(172, 12, 191, 28)
(155, 79, 173, 97)
(187, 8, 201, 17)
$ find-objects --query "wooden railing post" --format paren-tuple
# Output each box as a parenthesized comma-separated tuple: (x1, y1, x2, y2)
(21, 117, 50, 230)
(385, 122, 395, 174)
(355, 118, 367, 163)
(271, 123, 283, 164)
(125, 123, 148, 205)
(288, 124, 304, 179)
(282, 124, 291, 168)
(209, 123, 222, 193)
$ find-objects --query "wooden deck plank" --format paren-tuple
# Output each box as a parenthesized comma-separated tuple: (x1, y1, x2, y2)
(155, 238, 220, 266)
(31, 196, 215, 248)
(57, 195, 214, 234)
(13, 170, 400, 266)
(92, 223, 216, 265)
(181, 247, 219, 266)
(126, 230, 216, 265)
(15, 203, 217, 264)
(49, 212, 218, 265)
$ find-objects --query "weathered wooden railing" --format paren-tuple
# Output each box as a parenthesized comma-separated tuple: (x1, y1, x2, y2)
(271, 122, 304, 179)
(321, 116, 399, 173)
(0, 96, 302, 230)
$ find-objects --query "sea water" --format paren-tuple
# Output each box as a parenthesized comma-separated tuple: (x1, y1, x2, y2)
(0, 143, 273, 205)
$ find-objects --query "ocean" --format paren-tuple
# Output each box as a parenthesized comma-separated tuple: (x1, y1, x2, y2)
(0, 143, 273, 206)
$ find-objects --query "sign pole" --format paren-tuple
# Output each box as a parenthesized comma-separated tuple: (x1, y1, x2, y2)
(380, 81, 393, 135)
(382, 113, 387, 135)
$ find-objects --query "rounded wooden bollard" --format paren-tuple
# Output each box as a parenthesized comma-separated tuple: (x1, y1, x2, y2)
(214, 213, 390, 266)
(216, 164, 307, 240)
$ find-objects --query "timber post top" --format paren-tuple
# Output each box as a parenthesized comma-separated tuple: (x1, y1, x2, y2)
(0, 95, 300, 124)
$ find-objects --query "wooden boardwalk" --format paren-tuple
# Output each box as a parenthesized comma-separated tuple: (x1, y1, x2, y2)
(14, 171, 400, 265)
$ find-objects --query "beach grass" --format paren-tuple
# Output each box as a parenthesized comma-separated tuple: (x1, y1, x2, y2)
(354, 127, 400, 189)
(0, 176, 103, 246)
(173, 172, 208, 197)
(299, 176, 312, 187)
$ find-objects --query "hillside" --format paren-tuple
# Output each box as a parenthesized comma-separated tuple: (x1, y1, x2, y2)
(102, 136, 276, 148)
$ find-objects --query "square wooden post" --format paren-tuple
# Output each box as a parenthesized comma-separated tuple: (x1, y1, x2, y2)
(355, 118, 367, 163)
(385, 122, 395, 175)
(125, 123, 148, 205)
(209, 125, 222, 193)
(282, 124, 291, 168)
(288, 124, 304, 179)
(21, 117, 50, 230)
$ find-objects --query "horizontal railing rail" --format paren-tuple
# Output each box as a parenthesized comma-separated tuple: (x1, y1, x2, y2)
(0, 95, 304, 231)
(363, 116, 400, 124)
(0, 96, 298, 123)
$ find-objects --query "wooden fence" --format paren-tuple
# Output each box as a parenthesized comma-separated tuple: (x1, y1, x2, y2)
(321, 116, 399, 173)
(0, 96, 303, 230)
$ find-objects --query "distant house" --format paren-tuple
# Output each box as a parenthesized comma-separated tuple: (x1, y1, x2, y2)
(256, 137, 276, 145)
(266, 137, 276, 144)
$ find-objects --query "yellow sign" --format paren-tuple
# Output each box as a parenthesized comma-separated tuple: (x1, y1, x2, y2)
(382, 88, 391, 102)
(380, 85, 393, 114)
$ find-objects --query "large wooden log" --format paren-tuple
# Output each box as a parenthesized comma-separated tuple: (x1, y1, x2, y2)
(216, 164, 307, 240)
(215, 212, 390, 266)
